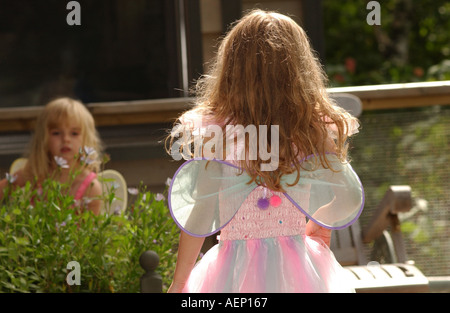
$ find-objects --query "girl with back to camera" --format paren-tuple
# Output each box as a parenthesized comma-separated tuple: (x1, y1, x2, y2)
(166, 10, 364, 292)
(0, 97, 104, 215)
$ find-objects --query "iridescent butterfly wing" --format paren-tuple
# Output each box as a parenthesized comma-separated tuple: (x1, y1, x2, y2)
(169, 155, 364, 237)
(282, 154, 364, 229)
(168, 158, 257, 237)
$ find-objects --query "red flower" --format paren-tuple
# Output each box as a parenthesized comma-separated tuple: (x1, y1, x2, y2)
(345, 57, 356, 74)
(413, 67, 424, 77)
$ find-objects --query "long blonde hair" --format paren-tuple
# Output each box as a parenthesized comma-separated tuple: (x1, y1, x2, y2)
(168, 9, 359, 191)
(24, 97, 103, 182)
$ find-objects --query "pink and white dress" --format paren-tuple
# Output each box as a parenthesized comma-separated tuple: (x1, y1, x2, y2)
(168, 154, 364, 293)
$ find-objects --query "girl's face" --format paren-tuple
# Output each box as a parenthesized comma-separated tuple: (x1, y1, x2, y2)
(48, 123, 83, 167)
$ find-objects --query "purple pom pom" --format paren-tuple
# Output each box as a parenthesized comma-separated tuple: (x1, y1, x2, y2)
(257, 198, 270, 210)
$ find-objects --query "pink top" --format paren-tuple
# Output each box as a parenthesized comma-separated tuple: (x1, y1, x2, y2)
(74, 172, 97, 200)
(219, 186, 307, 241)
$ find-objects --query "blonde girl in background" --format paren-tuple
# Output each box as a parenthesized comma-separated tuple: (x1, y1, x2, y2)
(0, 97, 104, 215)
(166, 10, 363, 293)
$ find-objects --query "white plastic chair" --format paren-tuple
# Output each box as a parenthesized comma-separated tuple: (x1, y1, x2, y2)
(330, 93, 363, 117)
(98, 169, 128, 215)
(9, 157, 28, 175)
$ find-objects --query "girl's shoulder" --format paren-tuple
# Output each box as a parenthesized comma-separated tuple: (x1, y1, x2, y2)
(179, 109, 223, 129)
(86, 175, 102, 197)
(77, 171, 102, 216)
(71, 170, 102, 215)
(74, 171, 100, 199)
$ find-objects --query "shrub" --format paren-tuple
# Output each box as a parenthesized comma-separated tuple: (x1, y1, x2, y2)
(0, 178, 179, 293)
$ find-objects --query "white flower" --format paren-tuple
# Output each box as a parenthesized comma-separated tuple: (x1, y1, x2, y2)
(80, 146, 96, 165)
(79, 146, 96, 165)
(155, 193, 165, 201)
(128, 188, 139, 195)
(83, 197, 92, 205)
(5, 173, 17, 184)
(84, 146, 96, 155)
(54, 156, 69, 168)
(80, 155, 94, 165)
(55, 221, 66, 230)
(81, 154, 96, 165)
(165, 177, 172, 187)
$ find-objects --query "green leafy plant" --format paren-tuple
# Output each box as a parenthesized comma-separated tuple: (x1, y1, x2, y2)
(323, 0, 450, 86)
(0, 176, 179, 293)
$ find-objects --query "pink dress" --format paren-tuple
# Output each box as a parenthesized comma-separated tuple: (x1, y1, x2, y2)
(181, 186, 355, 293)
(169, 155, 363, 293)
(74, 172, 97, 201)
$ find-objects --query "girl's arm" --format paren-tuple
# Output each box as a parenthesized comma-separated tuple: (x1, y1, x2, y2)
(0, 178, 8, 199)
(168, 231, 205, 293)
(305, 220, 332, 248)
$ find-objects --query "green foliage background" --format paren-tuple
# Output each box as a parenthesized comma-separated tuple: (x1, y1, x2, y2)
(323, 0, 450, 86)
(0, 180, 179, 293)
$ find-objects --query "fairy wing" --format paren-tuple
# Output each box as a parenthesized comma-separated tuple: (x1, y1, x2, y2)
(168, 154, 364, 237)
(282, 154, 364, 229)
(168, 158, 256, 237)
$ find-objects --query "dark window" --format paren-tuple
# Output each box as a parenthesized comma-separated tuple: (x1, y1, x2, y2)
(0, 0, 192, 107)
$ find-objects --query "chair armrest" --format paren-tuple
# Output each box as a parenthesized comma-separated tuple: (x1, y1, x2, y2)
(362, 185, 412, 243)
(362, 186, 412, 263)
